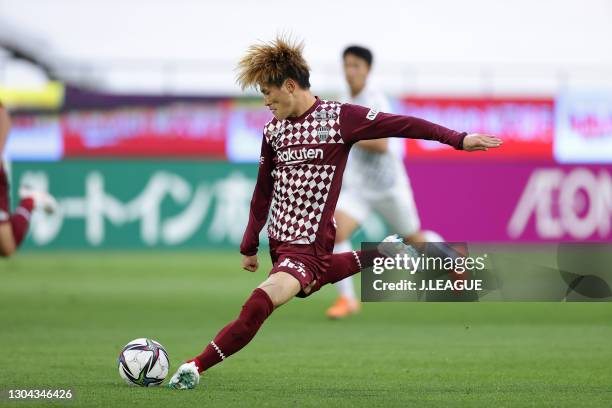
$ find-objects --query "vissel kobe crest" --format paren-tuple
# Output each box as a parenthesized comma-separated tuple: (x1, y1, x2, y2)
(317, 126, 330, 142)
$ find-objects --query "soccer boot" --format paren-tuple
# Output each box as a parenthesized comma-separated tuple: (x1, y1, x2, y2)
(378, 234, 419, 259)
(167, 361, 200, 390)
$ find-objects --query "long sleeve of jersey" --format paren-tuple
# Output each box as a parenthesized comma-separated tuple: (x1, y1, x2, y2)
(339, 103, 466, 149)
(240, 135, 275, 256)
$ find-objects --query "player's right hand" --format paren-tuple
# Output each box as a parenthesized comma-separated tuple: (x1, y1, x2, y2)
(242, 255, 259, 272)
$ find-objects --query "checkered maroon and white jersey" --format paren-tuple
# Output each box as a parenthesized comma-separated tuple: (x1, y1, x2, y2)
(240, 97, 467, 257)
(265, 100, 344, 245)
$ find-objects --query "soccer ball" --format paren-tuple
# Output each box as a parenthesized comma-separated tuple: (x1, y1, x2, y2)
(118, 338, 170, 387)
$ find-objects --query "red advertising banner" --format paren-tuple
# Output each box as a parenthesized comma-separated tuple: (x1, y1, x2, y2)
(62, 103, 230, 158)
(7, 95, 560, 162)
(398, 97, 554, 161)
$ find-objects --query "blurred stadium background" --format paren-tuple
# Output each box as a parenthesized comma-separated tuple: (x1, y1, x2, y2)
(2, 0, 612, 249)
(1, 1, 611, 406)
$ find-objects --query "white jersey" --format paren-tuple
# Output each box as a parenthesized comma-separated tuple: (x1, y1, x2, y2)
(340, 85, 407, 194)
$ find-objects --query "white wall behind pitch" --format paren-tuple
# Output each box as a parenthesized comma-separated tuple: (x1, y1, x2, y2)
(0, 0, 611, 95)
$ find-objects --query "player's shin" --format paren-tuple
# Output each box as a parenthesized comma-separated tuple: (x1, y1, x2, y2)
(333, 240, 357, 299)
(324, 251, 363, 285)
(324, 247, 391, 287)
(327, 243, 362, 318)
(190, 288, 274, 372)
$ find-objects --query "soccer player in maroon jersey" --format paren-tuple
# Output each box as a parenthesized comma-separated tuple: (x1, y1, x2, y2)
(168, 37, 502, 389)
(0, 103, 56, 257)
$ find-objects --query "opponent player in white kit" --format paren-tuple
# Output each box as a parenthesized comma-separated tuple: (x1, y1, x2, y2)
(326, 46, 428, 319)
(0, 102, 56, 257)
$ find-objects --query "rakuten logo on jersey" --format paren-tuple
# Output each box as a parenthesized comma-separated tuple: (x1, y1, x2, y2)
(508, 168, 612, 239)
(277, 147, 323, 163)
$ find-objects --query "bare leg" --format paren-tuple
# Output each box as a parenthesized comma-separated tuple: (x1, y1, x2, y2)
(257, 271, 302, 307)
(0, 223, 16, 256)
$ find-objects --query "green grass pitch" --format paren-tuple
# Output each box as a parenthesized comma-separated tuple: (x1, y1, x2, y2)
(1, 251, 611, 407)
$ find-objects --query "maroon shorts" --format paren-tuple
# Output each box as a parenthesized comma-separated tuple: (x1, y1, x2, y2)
(268, 240, 331, 298)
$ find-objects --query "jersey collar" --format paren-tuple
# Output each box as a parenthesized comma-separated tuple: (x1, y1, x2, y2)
(286, 96, 321, 123)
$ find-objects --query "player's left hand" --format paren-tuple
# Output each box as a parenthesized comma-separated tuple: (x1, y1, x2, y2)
(242, 255, 259, 272)
(462, 134, 503, 151)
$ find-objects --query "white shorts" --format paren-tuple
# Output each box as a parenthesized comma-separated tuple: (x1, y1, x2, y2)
(336, 176, 421, 237)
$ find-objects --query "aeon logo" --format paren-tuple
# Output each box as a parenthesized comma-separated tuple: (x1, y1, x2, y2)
(508, 168, 612, 239)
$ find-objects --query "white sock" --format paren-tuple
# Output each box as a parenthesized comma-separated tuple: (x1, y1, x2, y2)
(333, 240, 356, 300)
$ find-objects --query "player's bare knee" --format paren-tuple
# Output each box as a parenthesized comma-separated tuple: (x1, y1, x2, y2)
(261, 288, 289, 308)
(258, 273, 300, 307)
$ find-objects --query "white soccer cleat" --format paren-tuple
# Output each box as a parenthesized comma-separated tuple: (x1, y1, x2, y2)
(382, 234, 403, 243)
(378, 234, 420, 259)
(19, 186, 57, 215)
(167, 361, 200, 390)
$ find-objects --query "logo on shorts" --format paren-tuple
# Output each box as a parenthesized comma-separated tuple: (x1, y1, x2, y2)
(317, 126, 330, 142)
(278, 258, 307, 278)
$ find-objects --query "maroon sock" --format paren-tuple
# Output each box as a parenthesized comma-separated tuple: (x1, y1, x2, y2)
(320, 249, 385, 287)
(190, 288, 274, 372)
(321, 251, 363, 286)
(9, 198, 33, 247)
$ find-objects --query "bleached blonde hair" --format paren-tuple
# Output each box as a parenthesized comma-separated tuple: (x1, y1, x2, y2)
(236, 36, 311, 90)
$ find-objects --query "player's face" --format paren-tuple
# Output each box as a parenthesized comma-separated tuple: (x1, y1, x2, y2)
(261, 83, 294, 120)
(343, 54, 370, 95)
